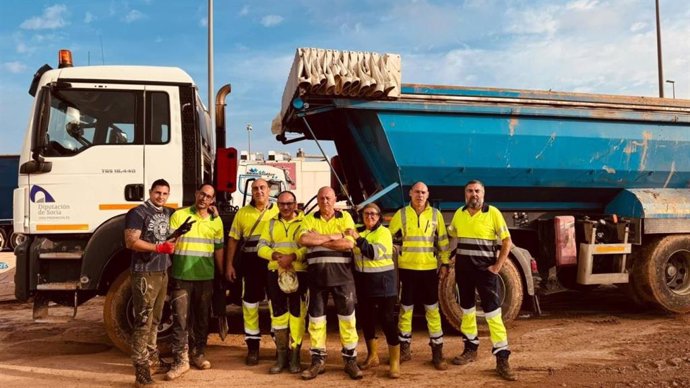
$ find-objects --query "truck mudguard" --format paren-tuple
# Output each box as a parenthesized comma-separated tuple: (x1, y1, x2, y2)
(81, 214, 127, 291)
(606, 189, 690, 234)
(511, 245, 536, 296)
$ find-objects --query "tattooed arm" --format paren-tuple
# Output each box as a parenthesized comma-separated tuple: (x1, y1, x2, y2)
(124, 228, 157, 252)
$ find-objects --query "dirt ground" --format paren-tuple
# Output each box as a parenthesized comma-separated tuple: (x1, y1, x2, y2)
(1, 250, 690, 387)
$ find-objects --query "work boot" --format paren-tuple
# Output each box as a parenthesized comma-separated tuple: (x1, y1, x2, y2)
(343, 356, 363, 380)
(165, 353, 190, 381)
(400, 341, 412, 362)
(269, 329, 289, 374)
(301, 355, 325, 380)
(246, 339, 260, 366)
(452, 348, 478, 365)
(430, 343, 448, 371)
(359, 338, 379, 370)
(191, 352, 211, 370)
(496, 356, 518, 381)
(134, 362, 159, 388)
(388, 345, 401, 379)
(289, 345, 302, 374)
(149, 356, 170, 375)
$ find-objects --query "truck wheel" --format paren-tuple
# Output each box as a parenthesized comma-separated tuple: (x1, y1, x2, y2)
(636, 235, 690, 313)
(439, 259, 523, 332)
(0, 229, 6, 250)
(103, 271, 173, 355)
(10, 233, 25, 250)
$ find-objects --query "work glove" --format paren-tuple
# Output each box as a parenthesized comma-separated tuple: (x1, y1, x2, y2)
(167, 216, 196, 240)
(155, 241, 175, 254)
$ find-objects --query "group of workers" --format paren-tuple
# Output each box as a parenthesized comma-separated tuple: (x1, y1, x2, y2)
(124, 177, 518, 387)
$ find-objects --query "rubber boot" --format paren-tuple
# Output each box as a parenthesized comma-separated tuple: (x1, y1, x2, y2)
(496, 356, 518, 381)
(343, 356, 363, 380)
(388, 345, 401, 379)
(359, 338, 380, 370)
(246, 339, 260, 366)
(301, 355, 325, 380)
(134, 362, 159, 388)
(269, 329, 289, 374)
(289, 344, 302, 374)
(400, 341, 412, 362)
(452, 348, 478, 365)
(431, 343, 448, 371)
(165, 352, 190, 381)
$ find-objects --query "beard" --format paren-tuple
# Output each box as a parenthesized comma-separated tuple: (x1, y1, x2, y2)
(467, 198, 482, 209)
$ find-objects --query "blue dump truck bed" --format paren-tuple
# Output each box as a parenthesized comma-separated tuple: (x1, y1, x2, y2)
(275, 52, 690, 213)
(0, 155, 19, 221)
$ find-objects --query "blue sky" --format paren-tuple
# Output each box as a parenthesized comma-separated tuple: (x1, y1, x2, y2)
(1, 0, 688, 157)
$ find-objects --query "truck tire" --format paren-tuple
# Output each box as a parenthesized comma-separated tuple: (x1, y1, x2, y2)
(10, 233, 25, 250)
(0, 229, 6, 250)
(439, 259, 523, 332)
(103, 271, 173, 355)
(636, 235, 690, 313)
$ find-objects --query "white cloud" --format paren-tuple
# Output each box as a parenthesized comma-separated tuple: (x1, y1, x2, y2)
(504, 6, 559, 36)
(260, 15, 284, 27)
(629, 21, 647, 32)
(240, 5, 250, 16)
(124, 10, 145, 23)
(200, 17, 208, 27)
(84, 12, 95, 24)
(566, 0, 599, 11)
(20, 4, 68, 30)
(16, 42, 30, 54)
(3, 62, 27, 73)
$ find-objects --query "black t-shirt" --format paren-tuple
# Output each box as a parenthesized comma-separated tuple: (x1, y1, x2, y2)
(125, 200, 173, 272)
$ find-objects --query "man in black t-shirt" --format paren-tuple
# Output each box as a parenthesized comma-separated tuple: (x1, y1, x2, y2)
(124, 179, 174, 387)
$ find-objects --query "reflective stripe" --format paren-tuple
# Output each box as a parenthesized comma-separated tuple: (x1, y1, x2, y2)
(309, 315, 326, 323)
(307, 257, 351, 265)
(404, 236, 435, 242)
(354, 252, 393, 261)
(174, 249, 213, 257)
(400, 304, 413, 312)
(179, 236, 215, 244)
(459, 237, 496, 246)
(458, 248, 495, 257)
(246, 236, 260, 242)
(274, 241, 298, 249)
(337, 312, 356, 322)
(402, 246, 435, 253)
(484, 307, 502, 319)
(424, 302, 439, 311)
(353, 263, 395, 273)
(461, 306, 476, 315)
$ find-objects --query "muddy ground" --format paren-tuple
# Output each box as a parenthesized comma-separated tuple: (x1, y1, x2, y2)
(1, 250, 689, 387)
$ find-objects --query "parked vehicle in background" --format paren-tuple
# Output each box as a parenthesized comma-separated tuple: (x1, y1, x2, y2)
(0, 155, 21, 251)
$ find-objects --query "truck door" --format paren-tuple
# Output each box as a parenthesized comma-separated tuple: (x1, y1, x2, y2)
(142, 86, 182, 208)
(27, 84, 146, 234)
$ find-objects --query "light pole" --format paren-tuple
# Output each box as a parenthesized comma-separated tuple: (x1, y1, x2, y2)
(246, 123, 253, 156)
(655, 0, 664, 98)
(666, 80, 676, 99)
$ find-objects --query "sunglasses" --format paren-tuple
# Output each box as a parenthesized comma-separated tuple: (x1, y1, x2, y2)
(363, 211, 379, 216)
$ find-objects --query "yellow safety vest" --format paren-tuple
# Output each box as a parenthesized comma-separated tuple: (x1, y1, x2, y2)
(388, 204, 450, 270)
(257, 212, 307, 271)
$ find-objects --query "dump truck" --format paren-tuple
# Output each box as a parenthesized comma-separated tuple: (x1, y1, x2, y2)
(0, 155, 20, 251)
(12, 50, 249, 353)
(272, 48, 690, 327)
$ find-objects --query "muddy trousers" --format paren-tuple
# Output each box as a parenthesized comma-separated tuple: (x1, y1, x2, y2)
(357, 295, 399, 345)
(242, 255, 269, 343)
(130, 271, 168, 366)
(456, 259, 509, 356)
(267, 270, 308, 349)
(398, 269, 443, 346)
(308, 283, 359, 358)
(170, 278, 213, 356)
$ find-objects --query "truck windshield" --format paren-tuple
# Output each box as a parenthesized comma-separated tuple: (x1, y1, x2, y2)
(40, 89, 139, 156)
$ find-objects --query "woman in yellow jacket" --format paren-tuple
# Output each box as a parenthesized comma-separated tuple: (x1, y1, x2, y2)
(346, 203, 400, 378)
